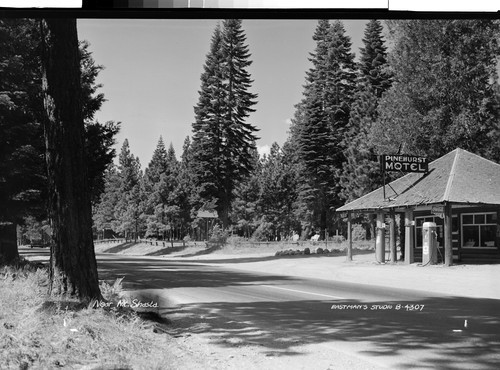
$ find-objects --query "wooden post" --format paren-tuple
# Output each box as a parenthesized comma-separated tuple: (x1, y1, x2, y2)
(347, 211, 353, 261)
(404, 209, 414, 264)
(389, 210, 397, 263)
(376, 212, 385, 263)
(444, 202, 453, 266)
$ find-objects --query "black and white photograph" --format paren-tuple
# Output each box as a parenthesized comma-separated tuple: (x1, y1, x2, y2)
(1, 2, 500, 369)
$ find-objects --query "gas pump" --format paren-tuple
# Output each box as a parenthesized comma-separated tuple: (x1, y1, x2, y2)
(422, 222, 438, 265)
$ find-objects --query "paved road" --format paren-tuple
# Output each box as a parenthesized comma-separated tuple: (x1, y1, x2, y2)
(20, 248, 500, 369)
(95, 253, 500, 370)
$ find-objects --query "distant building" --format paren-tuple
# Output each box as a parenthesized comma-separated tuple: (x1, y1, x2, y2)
(195, 209, 218, 241)
(337, 148, 500, 264)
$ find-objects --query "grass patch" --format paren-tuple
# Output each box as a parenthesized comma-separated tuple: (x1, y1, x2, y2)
(0, 262, 179, 370)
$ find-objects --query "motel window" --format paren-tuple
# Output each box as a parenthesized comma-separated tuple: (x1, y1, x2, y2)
(415, 216, 444, 248)
(461, 212, 497, 248)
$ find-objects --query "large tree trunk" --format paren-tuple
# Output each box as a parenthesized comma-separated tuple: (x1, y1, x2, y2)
(40, 19, 101, 301)
(0, 222, 19, 264)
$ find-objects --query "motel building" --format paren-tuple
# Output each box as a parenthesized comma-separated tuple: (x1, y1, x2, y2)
(336, 148, 500, 266)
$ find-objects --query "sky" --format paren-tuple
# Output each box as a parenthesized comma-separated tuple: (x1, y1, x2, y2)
(77, 19, 369, 167)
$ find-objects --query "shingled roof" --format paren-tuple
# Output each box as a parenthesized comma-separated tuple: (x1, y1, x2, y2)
(336, 148, 500, 212)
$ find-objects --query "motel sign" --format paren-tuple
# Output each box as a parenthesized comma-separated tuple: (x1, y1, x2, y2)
(381, 155, 428, 173)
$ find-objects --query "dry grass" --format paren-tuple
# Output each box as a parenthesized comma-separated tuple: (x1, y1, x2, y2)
(0, 262, 180, 370)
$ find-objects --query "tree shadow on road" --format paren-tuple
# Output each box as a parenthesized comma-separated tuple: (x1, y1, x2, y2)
(98, 257, 299, 290)
(161, 296, 500, 369)
(96, 255, 500, 369)
(146, 245, 190, 256)
(100, 242, 138, 254)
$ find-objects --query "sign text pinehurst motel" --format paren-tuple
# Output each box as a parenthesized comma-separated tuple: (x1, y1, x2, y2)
(336, 148, 500, 266)
(381, 155, 428, 173)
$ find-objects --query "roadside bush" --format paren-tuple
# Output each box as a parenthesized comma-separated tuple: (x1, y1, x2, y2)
(251, 221, 274, 242)
(316, 247, 324, 254)
(208, 225, 229, 246)
(352, 224, 366, 241)
(304, 247, 310, 255)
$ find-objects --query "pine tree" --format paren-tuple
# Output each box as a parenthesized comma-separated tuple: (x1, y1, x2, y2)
(359, 19, 392, 98)
(86, 121, 120, 206)
(115, 139, 143, 241)
(339, 19, 392, 204)
(0, 19, 43, 263)
(40, 18, 101, 300)
(256, 142, 300, 240)
(231, 148, 261, 238)
(340, 81, 382, 203)
(0, 19, 118, 263)
(92, 165, 121, 236)
(191, 20, 259, 228)
(156, 143, 180, 240)
(294, 19, 357, 238)
(142, 138, 185, 240)
(141, 137, 167, 237)
(144, 137, 168, 187)
(175, 137, 195, 239)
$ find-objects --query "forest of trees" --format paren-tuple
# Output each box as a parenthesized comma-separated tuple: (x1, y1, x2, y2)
(92, 19, 500, 243)
(2, 18, 500, 300)
(2, 18, 500, 259)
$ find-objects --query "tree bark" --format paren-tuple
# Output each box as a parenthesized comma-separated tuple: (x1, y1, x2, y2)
(40, 19, 101, 301)
(0, 222, 19, 264)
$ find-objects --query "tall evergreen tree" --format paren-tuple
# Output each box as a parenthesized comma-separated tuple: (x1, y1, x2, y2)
(142, 137, 168, 237)
(256, 142, 300, 240)
(359, 19, 392, 98)
(40, 18, 101, 300)
(144, 136, 168, 186)
(175, 137, 196, 239)
(92, 165, 121, 236)
(153, 143, 180, 240)
(0, 19, 43, 263)
(86, 121, 120, 206)
(0, 19, 118, 263)
(340, 81, 382, 203)
(293, 19, 357, 238)
(231, 148, 261, 238)
(339, 20, 392, 204)
(115, 139, 143, 241)
(141, 138, 186, 240)
(191, 19, 258, 228)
